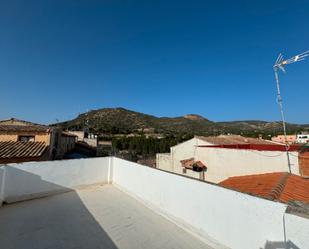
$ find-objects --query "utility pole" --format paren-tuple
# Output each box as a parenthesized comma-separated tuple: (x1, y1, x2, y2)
(273, 51, 308, 173)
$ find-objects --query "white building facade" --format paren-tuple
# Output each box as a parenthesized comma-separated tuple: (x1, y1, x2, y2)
(156, 136, 300, 183)
(156, 136, 211, 179)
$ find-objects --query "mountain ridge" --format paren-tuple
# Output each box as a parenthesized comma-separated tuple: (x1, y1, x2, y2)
(54, 107, 309, 136)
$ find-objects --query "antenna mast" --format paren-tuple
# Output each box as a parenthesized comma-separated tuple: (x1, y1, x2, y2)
(273, 50, 309, 173)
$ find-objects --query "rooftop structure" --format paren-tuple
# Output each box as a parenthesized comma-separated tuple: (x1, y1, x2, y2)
(0, 157, 308, 249)
(0, 185, 210, 249)
(156, 135, 302, 182)
(219, 172, 309, 204)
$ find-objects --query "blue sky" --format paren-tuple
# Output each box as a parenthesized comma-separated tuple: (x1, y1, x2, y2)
(0, 0, 309, 124)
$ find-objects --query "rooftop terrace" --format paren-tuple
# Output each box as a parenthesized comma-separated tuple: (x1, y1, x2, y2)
(0, 157, 308, 249)
(0, 185, 212, 249)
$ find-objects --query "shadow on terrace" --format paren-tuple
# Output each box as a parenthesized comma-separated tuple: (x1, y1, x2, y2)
(0, 166, 210, 249)
(0, 167, 118, 249)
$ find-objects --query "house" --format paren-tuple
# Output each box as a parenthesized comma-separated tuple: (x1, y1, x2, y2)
(0, 118, 53, 144)
(59, 132, 78, 157)
(271, 134, 297, 144)
(0, 118, 76, 163)
(195, 143, 303, 183)
(67, 130, 98, 147)
(297, 133, 309, 144)
(156, 135, 304, 183)
(219, 172, 309, 204)
(271, 133, 309, 144)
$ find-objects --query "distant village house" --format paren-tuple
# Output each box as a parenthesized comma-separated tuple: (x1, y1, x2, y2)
(156, 135, 309, 183)
(0, 118, 76, 164)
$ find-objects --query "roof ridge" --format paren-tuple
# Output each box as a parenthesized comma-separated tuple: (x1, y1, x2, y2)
(268, 173, 289, 201)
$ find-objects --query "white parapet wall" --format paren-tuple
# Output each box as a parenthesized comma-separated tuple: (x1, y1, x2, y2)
(0, 167, 5, 205)
(285, 213, 309, 249)
(1, 157, 111, 203)
(112, 157, 308, 249)
(0, 157, 308, 249)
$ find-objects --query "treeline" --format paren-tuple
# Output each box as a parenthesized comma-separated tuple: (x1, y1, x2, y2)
(111, 134, 193, 156)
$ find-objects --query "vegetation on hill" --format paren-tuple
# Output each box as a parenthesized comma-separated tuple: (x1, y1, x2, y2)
(54, 107, 309, 137)
(53, 107, 309, 164)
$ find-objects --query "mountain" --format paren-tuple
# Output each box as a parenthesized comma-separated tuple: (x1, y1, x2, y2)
(54, 107, 309, 136)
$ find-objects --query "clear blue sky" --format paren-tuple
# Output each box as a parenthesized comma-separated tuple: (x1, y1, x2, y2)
(1, 0, 309, 124)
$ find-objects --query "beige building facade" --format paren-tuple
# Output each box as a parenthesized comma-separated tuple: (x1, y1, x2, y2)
(271, 134, 297, 144)
(0, 118, 76, 162)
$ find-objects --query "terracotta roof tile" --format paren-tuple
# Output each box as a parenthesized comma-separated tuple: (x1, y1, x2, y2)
(180, 158, 206, 169)
(0, 125, 50, 132)
(0, 141, 48, 159)
(219, 172, 309, 204)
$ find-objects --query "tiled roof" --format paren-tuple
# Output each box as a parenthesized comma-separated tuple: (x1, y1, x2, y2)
(180, 158, 206, 169)
(0, 141, 48, 159)
(0, 118, 50, 132)
(219, 172, 309, 204)
(196, 135, 277, 145)
(0, 125, 50, 132)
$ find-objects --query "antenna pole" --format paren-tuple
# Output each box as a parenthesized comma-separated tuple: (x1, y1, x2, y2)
(273, 51, 308, 173)
(273, 67, 291, 173)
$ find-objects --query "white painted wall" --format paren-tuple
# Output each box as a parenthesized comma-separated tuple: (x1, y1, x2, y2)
(285, 213, 309, 249)
(171, 137, 211, 173)
(2, 157, 111, 203)
(157, 138, 301, 183)
(156, 137, 211, 175)
(112, 157, 290, 249)
(156, 153, 172, 171)
(196, 147, 299, 183)
(0, 157, 308, 249)
(0, 167, 5, 206)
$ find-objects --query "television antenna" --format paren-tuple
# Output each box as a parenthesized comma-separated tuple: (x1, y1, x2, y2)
(273, 50, 309, 173)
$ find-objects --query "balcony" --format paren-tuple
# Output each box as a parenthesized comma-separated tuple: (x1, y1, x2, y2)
(0, 157, 308, 249)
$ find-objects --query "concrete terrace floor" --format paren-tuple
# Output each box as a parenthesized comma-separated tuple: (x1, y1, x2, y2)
(0, 185, 214, 249)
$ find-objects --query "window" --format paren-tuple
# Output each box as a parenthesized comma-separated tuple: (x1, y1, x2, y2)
(18, 136, 35, 142)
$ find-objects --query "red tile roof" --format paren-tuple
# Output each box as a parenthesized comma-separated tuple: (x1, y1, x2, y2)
(219, 172, 309, 204)
(180, 158, 206, 169)
(0, 141, 48, 159)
